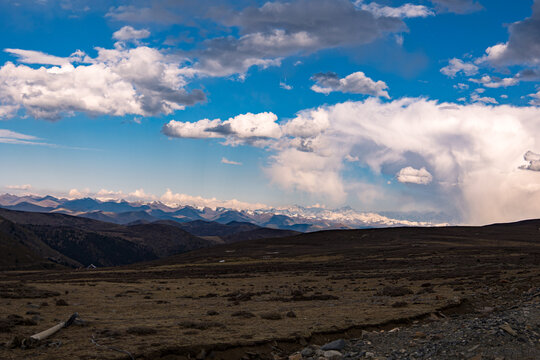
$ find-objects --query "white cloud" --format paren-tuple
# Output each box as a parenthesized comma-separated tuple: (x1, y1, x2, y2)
(221, 157, 242, 165)
(0, 128, 54, 146)
(0, 129, 37, 141)
(528, 89, 540, 105)
(440, 58, 479, 78)
(454, 83, 469, 90)
(259, 98, 540, 224)
(279, 81, 292, 90)
(310, 71, 390, 98)
(0, 42, 204, 120)
(112, 26, 150, 41)
(162, 112, 282, 144)
(345, 154, 360, 162)
(519, 150, 540, 171)
(4, 49, 83, 66)
(470, 93, 498, 104)
(160, 189, 268, 211)
(469, 75, 519, 88)
(5, 184, 32, 190)
(396, 166, 433, 184)
(355, 1, 434, 18)
(129, 188, 153, 199)
(282, 108, 330, 139)
(266, 148, 347, 203)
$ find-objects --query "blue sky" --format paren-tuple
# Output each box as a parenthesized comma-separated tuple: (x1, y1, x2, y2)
(2, 0, 540, 224)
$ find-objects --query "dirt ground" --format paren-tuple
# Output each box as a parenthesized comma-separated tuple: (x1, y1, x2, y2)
(1, 226, 539, 359)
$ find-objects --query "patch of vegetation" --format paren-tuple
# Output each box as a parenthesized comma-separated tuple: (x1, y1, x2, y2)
(376, 286, 413, 297)
(126, 326, 158, 335)
(0, 283, 60, 299)
(178, 321, 225, 330)
(231, 311, 256, 318)
(260, 312, 282, 320)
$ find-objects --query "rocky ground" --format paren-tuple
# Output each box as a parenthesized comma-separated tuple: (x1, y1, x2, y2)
(287, 289, 540, 360)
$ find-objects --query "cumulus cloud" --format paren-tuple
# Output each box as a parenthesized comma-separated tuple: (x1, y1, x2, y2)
(310, 71, 390, 98)
(198, 98, 540, 224)
(479, 1, 540, 67)
(221, 157, 242, 165)
(162, 112, 282, 144)
(440, 58, 479, 78)
(266, 148, 347, 203)
(112, 26, 150, 41)
(0, 39, 205, 120)
(355, 1, 434, 18)
(469, 75, 519, 88)
(396, 166, 433, 184)
(528, 90, 540, 105)
(470, 93, 498, 104)
(430, 0, 483, 14)
(519, 150, 540, 171)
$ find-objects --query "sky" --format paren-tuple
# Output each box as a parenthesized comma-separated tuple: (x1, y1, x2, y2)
(2, 0, 540, 225)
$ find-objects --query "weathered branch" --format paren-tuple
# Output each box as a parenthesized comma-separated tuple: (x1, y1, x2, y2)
(30, 313, 79, 341)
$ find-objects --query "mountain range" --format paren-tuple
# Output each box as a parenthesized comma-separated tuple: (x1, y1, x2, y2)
(0, 193, 450, 231)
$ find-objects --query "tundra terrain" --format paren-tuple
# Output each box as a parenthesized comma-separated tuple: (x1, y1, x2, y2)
(1, 221, 540, 359)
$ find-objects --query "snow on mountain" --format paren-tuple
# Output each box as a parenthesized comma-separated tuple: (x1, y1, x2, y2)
(0, 194, 449, 230)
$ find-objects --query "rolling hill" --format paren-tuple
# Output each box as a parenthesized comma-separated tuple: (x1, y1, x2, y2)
(0, 208, 299, 269)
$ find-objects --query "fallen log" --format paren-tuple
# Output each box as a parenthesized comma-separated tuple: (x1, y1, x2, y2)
(30, 313, 79, 341)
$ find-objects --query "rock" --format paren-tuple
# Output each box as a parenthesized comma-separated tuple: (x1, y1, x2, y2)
(301, 347, 314, 357)
(286, 311, 297, 318)
(364, 352, 375, 358)
(288, 353, 302, 360)
(479, 306, 494, 313)
(499, 323, 517, 336)
(320, 339, 346, 351)
(414, 331, 426, 339)
(323, 350, 342, 359)
(207, 310, 219, 316)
